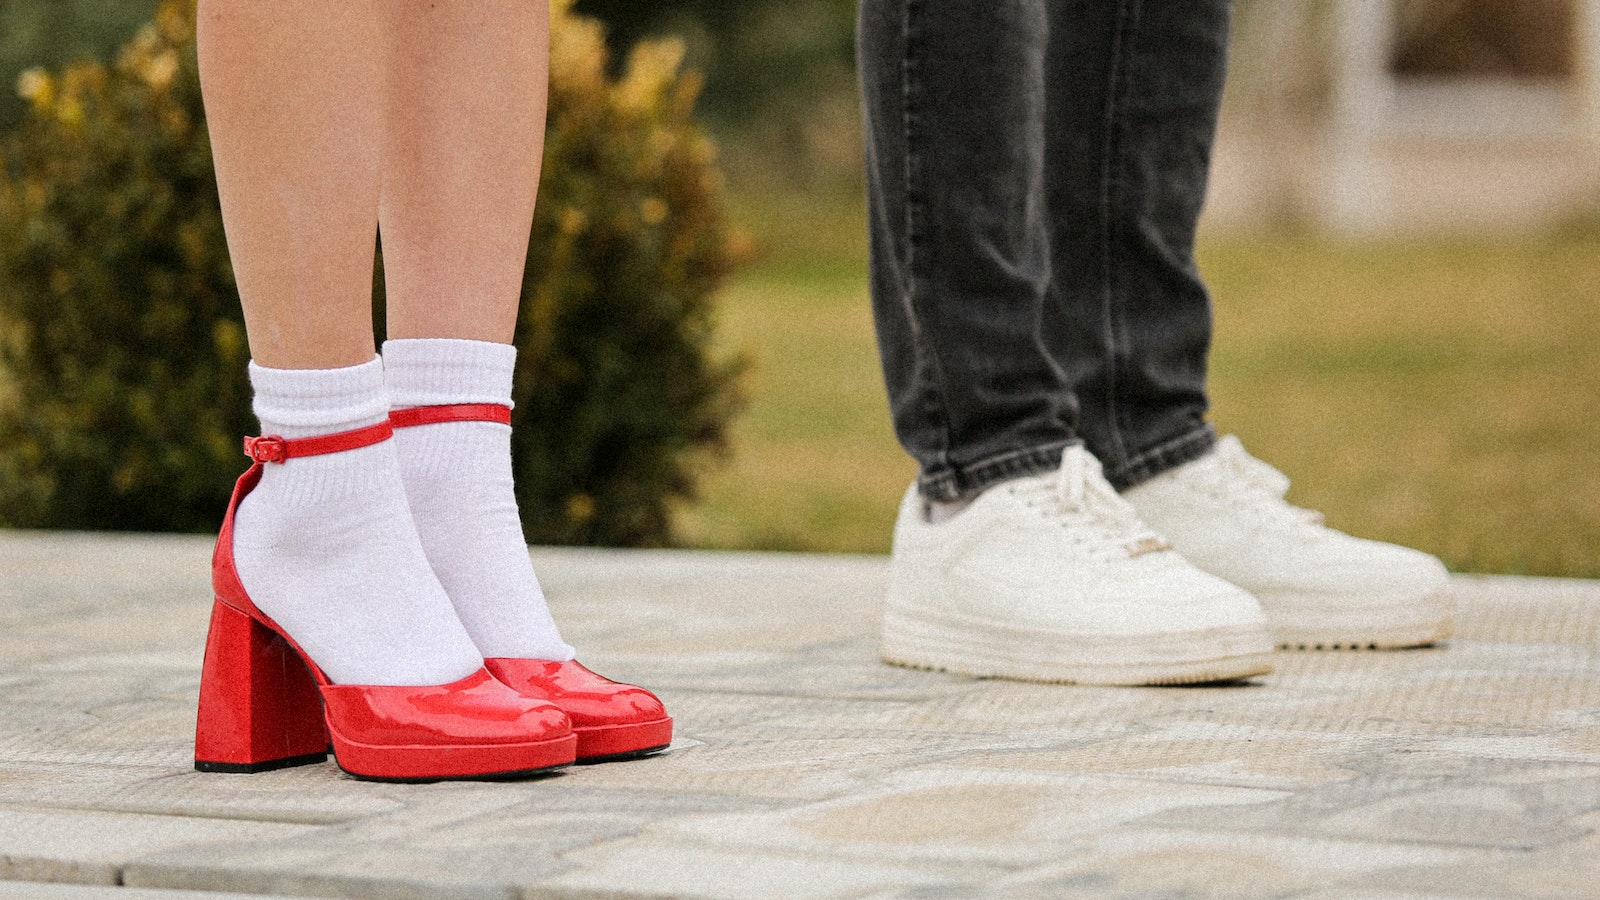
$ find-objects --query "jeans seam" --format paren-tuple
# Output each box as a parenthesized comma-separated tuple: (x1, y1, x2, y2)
(899, 0, 956, 478)
(1097, 0, 1142, 470)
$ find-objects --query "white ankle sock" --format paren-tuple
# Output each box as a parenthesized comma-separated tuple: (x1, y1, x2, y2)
(383, 338, 575, 661)
(925, 495, 976, 524)
(230, 357, 484, 686)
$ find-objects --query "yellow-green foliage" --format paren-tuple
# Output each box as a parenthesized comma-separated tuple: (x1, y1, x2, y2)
(0, 0, 742, 545)
(0, 6, 242, 532)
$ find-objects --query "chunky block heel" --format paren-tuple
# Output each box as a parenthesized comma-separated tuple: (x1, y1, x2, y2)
(195, 599, 329, 773)
(193, 421, 577, 781)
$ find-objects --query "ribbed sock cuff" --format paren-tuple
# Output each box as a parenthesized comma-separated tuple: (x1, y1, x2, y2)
(381, 338, 517, 409)
(248, 357, 389, 439)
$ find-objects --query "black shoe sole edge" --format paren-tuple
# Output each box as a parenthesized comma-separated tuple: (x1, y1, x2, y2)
(196, 753, 573, 782)
(195, 751, 328, 774)
(574, 744, 672, 766)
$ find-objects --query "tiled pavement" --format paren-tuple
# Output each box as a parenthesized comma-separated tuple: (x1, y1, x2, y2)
(0, 530, 1597, 899)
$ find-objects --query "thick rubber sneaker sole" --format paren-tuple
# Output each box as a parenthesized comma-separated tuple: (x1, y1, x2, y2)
(880, 605, 1274, 686)
(1267, 587, 1456, 651)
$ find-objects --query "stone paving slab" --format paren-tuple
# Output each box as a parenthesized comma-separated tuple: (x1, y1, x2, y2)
(0, 530, 1597, 898)
(0, 886, 310, 900)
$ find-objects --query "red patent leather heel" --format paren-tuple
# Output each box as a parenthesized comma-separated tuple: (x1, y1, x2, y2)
(392, 404, 674, 762)
(194, 598, 329, 773)
(194, 421, 578, 781)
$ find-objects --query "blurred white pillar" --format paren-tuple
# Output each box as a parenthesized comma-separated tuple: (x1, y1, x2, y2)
(1326, 0, 1393, 233)
(1579, 0, 1600, 150)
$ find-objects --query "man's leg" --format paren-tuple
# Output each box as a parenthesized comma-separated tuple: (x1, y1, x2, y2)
(858, 0, 1273, 686)
(1042, 0, 1230, 491)
(859, 0, 1072, 503)
(1031, 2, 1453, 648)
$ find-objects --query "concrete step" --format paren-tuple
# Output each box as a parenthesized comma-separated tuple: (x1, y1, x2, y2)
(1, 531, 1596, 899)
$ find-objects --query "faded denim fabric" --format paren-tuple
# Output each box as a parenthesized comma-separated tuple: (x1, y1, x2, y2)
(859, 0, 1232, 500)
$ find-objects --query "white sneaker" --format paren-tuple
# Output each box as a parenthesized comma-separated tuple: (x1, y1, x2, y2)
(881, 446, 1275, 686)
(1122, 435, 1454, 650)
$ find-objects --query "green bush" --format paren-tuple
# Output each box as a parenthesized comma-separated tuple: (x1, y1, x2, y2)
(0, 0, 743, 545)
(573, 0, 862, 185)
(572, 0, 856, 125)
(0, 0, 162, 134)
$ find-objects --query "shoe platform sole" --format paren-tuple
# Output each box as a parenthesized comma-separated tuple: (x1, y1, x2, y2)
(196, 745, 576, 782)
(338, 760, 572, 784)
(1267, 587, 1456, 651)
(881, 606, 1274, 686)
(575, 743, 672, 766)
(573, 716, 674, 763)
(330, 731, 579, 782)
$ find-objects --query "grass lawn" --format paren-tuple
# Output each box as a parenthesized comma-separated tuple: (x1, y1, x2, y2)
(673, 189, 914, 553)
(676, 187, 1600, 578)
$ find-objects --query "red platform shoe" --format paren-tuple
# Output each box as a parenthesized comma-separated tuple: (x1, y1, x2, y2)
(391, 404, 674, 762)
(484, 659, 673, 762)
(194, 422, 578, 782)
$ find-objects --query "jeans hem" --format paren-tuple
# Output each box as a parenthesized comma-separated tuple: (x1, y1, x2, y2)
(916, 440, 1077, 502)
(1105, 424, 1216, 491)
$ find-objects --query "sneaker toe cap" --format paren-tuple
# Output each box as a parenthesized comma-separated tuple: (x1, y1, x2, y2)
(1292, 538, 1448, 600)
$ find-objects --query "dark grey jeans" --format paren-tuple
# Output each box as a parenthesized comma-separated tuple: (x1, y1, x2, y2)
(859, 0, 1232, 501)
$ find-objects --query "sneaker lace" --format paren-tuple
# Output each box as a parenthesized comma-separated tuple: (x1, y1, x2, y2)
(1009, 446, 1171, 560)
(1206, 436, 1324, 527)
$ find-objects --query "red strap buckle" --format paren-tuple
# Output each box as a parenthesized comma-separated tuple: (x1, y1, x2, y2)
(244, 435, 288, 463)
(241, 421, 394, 464)
(390, 403, 512, 428)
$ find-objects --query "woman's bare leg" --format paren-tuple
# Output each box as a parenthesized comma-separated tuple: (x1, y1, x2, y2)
(195, 1, 483, 687)
(378, 0, 548, 341)
(375, 3, 572, 662)
(197, 0, 382, 369)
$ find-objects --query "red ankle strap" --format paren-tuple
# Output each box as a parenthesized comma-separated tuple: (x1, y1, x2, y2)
(389, 403, 512, 428)
(243, 421, 395, 464)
